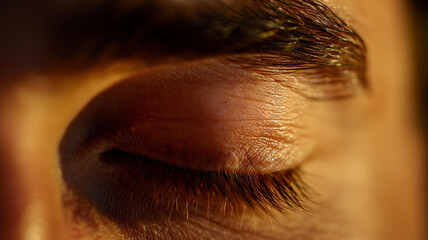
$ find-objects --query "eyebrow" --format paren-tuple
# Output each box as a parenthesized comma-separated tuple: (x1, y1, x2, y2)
(6, 0, 366, 98)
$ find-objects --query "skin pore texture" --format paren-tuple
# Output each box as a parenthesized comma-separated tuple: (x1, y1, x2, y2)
(60, 59, 314, 174)
(0, 0, 425, 240)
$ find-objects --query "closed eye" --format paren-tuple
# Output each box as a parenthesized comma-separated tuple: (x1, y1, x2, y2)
(59, 58, 318, 234)
(90, 149, 312, 224)
(58, 0, 366, 238)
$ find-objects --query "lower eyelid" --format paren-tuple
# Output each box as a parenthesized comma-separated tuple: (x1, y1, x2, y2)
(65, 149, 311, 225)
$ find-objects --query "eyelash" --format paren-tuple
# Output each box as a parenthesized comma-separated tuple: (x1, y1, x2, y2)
(77, 149, 314, 226)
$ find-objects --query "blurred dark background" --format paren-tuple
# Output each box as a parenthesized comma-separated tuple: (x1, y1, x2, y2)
(411, 0, 428, 133)
(410, 0, 428, 231)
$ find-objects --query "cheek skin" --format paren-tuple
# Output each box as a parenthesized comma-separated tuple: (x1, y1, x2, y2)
(63, 59, 313, 173)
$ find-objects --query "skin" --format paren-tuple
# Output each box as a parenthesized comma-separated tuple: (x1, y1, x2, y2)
(0, 0, 425, 239)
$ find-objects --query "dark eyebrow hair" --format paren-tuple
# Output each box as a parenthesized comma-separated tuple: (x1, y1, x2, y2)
(2, 0, 366, 99)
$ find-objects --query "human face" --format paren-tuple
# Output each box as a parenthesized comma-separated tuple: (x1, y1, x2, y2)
(0, 0, 425, 239)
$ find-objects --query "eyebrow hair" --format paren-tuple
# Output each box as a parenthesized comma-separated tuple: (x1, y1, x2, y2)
(2, 0, 366, 98)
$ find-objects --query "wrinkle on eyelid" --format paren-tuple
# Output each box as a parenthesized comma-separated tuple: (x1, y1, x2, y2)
(63, 58, 316, 173)
(137, 60, 313, 172)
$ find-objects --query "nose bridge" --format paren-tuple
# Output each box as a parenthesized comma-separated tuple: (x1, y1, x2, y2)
(0, 90, 62, 240)
(0, 149, 24, 240)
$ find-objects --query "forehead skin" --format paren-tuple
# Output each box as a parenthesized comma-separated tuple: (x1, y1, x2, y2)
(0, 0, 425, 240)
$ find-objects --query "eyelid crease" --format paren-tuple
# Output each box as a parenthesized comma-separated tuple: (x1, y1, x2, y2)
(224, 54, 364, 101)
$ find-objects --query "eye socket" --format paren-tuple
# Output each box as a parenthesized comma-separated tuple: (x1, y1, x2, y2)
(59, 58, 317, 232)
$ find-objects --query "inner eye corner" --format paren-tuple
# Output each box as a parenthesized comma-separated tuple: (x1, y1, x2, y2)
(99, 148, 126, 162)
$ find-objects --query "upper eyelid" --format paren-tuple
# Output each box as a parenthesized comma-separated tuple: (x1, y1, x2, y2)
(58, 57, 319, 227)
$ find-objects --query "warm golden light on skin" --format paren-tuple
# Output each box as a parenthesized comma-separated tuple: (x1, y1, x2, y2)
(0, 0, 425, 239)
(61, 59, 315, 173)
